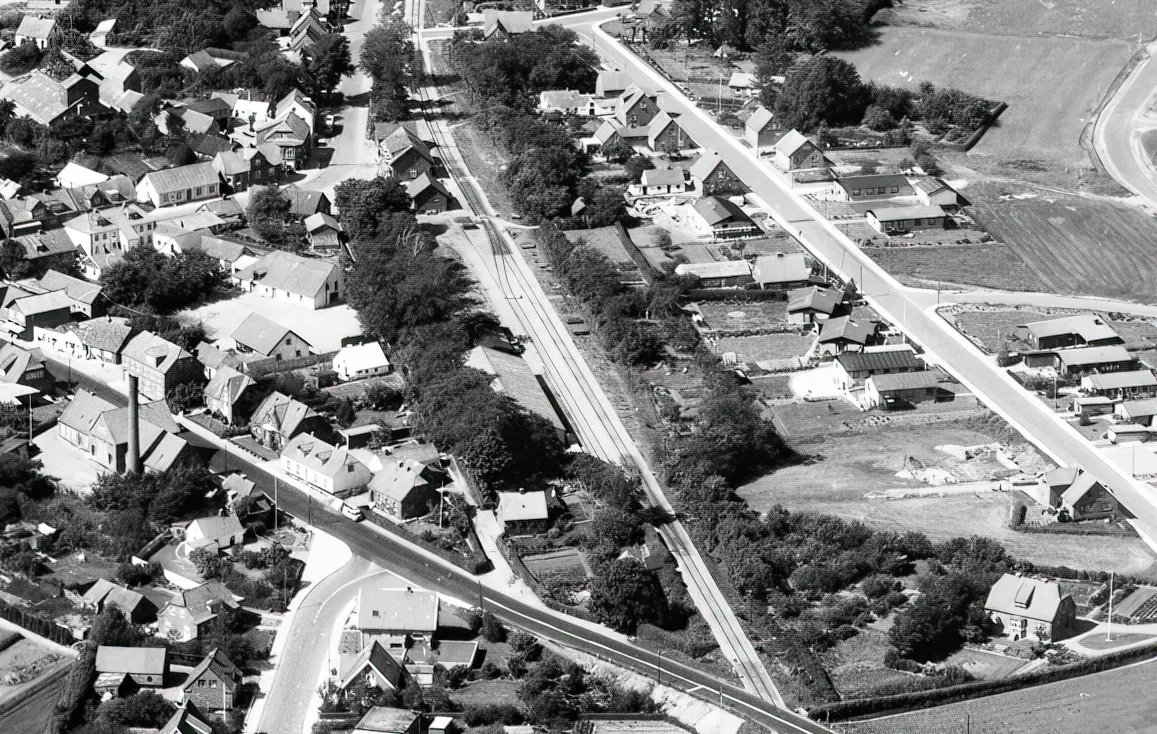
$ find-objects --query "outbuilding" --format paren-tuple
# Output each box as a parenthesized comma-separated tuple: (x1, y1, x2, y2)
(865, 204, 946, 234)
(864, 370, 941, 409)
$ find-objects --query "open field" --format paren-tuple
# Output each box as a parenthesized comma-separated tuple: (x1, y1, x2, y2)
(949, 308, 1051, 353)
(971, 194, 1157, 303)
(844, 654, 1157, 734)
(866, 244, 1048, 292)
(832, 27, 1133, 165)
(876, 0, 1157, 41)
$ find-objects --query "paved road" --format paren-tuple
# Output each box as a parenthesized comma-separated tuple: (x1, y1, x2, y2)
(411, 1, 783, 706)
(185, 427, 833, 734)
(41, 354, 128, 407)
(257, 555, 391, 734)
(1094, 41, 1157, 206)
(584, 22, 1157, 554)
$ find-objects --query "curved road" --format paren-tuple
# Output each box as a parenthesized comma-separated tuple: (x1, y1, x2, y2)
(1094, 41, 1157, 205)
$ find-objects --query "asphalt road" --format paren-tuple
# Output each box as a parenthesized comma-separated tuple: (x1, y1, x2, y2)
(41, 354, 128, 408)
(584, 23, 1157, 554)
(257, 556, 391, 734)
(1094, 40, 1157, 206)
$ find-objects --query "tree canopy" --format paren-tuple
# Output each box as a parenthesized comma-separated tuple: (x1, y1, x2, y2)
(101, 246, 228, 314)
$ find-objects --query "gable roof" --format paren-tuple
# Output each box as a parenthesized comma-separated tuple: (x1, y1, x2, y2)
(689, 150, 729, 181)
(2, 71, 77, 126)
(10, 290, 71, 317)
(358, 588, 438, 632)
(1061, 471, 1102, 507)
(188, 514, 244, 544)
(482, 9, 534, 36)
(251, 391, 318, 437)
(304, 211, 342, 234)
(640, 168, 685, 187)
(673, 260, 751, 280)
(140, 161, 219, 195)
(497, 490, 549, 523)
(380, 127, 435, 169)
(335, 342, 389, 373)
(746, 106, 774, 132)
(354, 707, 422, 734)
(282, 433, 368, 479)
(230, 311, 308, 357)
(1018, 314, 1120, 344)
(596, 70, 630, 96)
(205, 365, 252, 407)
(38, 270, 102, 306)
(122, 331, 192, 374)
(465, 346, 563, 430)
(868, 370, 940, 392)
(774, 129, 813, 156)
(16, 15, 56, 39)
(160, 703, 213, 734)
(95, 645, 167, 675)
(182, 50, 221, 73)
(786, 286, 841, 315)
(0, 343, 43, 383)
(340, 639, 405, 691)
(234, 250, 337, 300)
(406, 173, 450, 204)
(181, 648, 239, 692)
(1083, 370, 1157, 390)
(82, 579, 146, 613)
(1118, 397, 1157, 420)
(752, 253, 808, 285)
(867, 204, 946, 222)
(836, 173, 913, 194)
(1055, 346, 1134, 368)
(984, 573, 1068, 623)
(836, 348, 922, 374)
(59, 389, 116, 433)
(819, 315, 876, 345)
(368, 458, 435, 503)
(692, 196, 751, 227)
(166, 580, 240, 625)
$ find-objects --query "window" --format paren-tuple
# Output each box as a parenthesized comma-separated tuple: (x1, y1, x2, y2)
(285, 338, 292, 345)
(877, 187, 886, 195)
(199, 679, 207, 687)
(347, 464, 354, 473)
(372, 610, 380, 617)
(890, 186, 899, 193)
(195, 187, 203, 196)
(410, 169, 417, 179)
(210, 680, 218, 688)
(851, 189, 860, 196)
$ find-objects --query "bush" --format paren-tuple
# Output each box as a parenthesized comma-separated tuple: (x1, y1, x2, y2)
(0, 44, 41, 75)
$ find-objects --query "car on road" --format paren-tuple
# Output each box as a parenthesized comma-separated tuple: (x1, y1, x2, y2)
(342, 503, 364, 521)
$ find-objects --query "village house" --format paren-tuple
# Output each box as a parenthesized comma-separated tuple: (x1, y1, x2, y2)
(591, 119, 648, 153)
(405, 173, 455, 215)
(984, 574, 1076, 642)
(378, 126, 437, 181)
(1114, 397, 1157, 427)
(689, 196, 758, 240)
(186, 514, 246, 550)
(786, 286, 843, 325)
(615, 85, 659, 129)
(234, 250, 343, 309)
(1081, 370, 1157, 400)
(1023, 346, 1138, 376)
(773, 130, 825, 172)
(864, 371, 942, 410)
(305, 212, 344, 252)
(635, 168, 688, 197)
(213, 148, 278, 192)
(751, 253, 811, 291)
(333, 342, 390, 381)
(497, 489, 551, 535)
(357, 587, 439, 643)
(353, 707, 422, 734)
(157, 581, 242, 642)
(745, 106, 776, 150)
(95, 646, 168, 693)
(3, 290, 71, 339)
(135, 162, 221, 208)
(7, 230, 77, 274)
(728, 71, 757, 98)
(58, 390, 189, 473)
(913, 177, 959, 208)
(250, 391, 330, 450)
(0, 343, 52, 395)
(1041, 467, 1120, 521)
(34, 315, 133, 365)
(817, 316, 878, 355)
(281, 432, 372, 497)
(673, 260, 753, 289)
(204, 366, 254, 425)
(1012, 314, 1123, 351)
(834, 173, 914, 202)
(255, 111, 312, 170)
(865, 204, 946, 234)
(15, 15, 58, 48)
(229, 312, 312, 361)
(537, 90, 596, 116)
(32, 270, 104, 318)
(180, 649, 241, 712)
(647, 111, 696, 153)
(482, 9, 534, 38)
(339, 640, 406, 695)
(81, 579, 155, 623)
(690, 151, 747, 196)
(3, 71, 100, 126)
(595, 70, 630, 99)
(121, 331, 203, 401)
(834, 347, 924, 389)
(368, 458, 448, 519)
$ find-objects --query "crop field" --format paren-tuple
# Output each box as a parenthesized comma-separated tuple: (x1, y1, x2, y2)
(833, 27, 1133, 165)
(522, 548, 590, 582)
(866, 244, 1048, 293)
(971, 195, 1157, 303)
(877, 0, 1157, 41)
(844, 655, 1157, 734)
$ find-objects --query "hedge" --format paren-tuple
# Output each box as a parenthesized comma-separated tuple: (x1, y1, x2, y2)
(809, 643, 1157, 721)
(0, 598, 73, 647)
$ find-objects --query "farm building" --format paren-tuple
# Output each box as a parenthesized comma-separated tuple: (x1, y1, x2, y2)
(834, 347, 923, 388)
(984, 574, 1076, 642)
(1012, 314, 1123, 351)
(834, 173, 914, 202)
(864, 370, 941, 409)
(752, 253, 811, 291)
(865, 204, 946, 234)
(786, 286, 843, 325)
(745, 106, 776, 150)
(913, 177, 959, 208)
(673, 260, 753, 288)
(95, 646, 168, 691)
(1081, 369, 1157, 400)
(1023, 346, 1137, 376)
(689, 196, 758, 239)
(636, 168, 688, 197)
(772, 130, 825, 172)
(817, 316, 878, 355)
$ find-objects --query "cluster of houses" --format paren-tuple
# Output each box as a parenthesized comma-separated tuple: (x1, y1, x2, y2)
(255, 0, 352, 60)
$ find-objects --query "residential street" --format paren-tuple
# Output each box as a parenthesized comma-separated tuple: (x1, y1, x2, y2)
(1093, 39, 1157, 207)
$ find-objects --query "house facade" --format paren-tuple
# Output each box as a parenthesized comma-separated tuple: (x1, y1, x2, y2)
(121, 331, 202, 401)
(984, 574, 1076, 642)
(136, 162, 221, 208)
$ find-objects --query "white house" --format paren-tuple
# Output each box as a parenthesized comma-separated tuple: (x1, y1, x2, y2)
(135, 162, 221, 208)
(234, 250, 342, 309)
(281, 433, 372, 497)
(333, 342, 390, 381)
(228, 312, 312, 361)
(185, 515, 246, 549)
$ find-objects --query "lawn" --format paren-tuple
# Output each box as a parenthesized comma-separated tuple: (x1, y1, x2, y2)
(845, 655, 1157, 734)
(970, 194, 1157, 303)
(866, 243, 1047, 293)
(449, 678, 521, 707)
(833, 26, 1135, 166)
(695, 300, 790, 332)
(949, 308, 1051, 353)
(712, 334, 814, 362)
(943, 648, 1026, 680)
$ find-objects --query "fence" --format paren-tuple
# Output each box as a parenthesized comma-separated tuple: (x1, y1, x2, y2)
(614, 220, 661, 284)
(0, 598, 74, 647)
(364, 508, 492, 575)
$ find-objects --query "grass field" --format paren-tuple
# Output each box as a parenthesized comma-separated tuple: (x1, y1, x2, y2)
(950, 308, 1051, 353)
(832, 27, 1134, 165)
(696, 301, 790, 332)
(867, 244, 1048, 292)
(712, 334, 814, 361)
(877, 0, 1157, 41)
(845, 655, 1157, 734)
(971, 194, 1157, 303)
(943, 648, 1027, 680)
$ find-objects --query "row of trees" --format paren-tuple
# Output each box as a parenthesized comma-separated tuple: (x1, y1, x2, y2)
(658, 0, 886, 53)
(361, 17, 417, 121)
(451, 26, 599, 109)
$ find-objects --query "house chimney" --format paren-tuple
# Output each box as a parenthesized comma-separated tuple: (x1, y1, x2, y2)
(127, 374, 141, 474)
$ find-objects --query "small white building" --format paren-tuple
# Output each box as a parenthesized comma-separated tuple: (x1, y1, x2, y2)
(333, 342, 390, 381)
(185, 515, 246, 550)
(281, 433, 372, 497)
(135, 162, 221, 208)
(229, 312, 312, 361)
(233, 250, 343, 309)
(636, 168, 688, 197)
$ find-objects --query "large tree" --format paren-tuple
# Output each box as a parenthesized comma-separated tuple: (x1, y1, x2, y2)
(333, 176, 412, 241)
(589, 558, 670, 633)
(774, 55, 867, 131)
(303, 33, 355, 98)
(361, 18, 416, 120)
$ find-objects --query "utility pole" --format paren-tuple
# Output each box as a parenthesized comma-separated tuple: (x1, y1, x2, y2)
(1107, 571, 1114, 642)
(656, 649, 663, 686)
(274, 477, 279, 533)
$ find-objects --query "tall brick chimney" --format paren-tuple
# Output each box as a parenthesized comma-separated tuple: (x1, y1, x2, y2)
(127, 374, 141, 475)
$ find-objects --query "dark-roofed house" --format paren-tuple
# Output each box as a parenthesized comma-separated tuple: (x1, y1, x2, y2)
(9, 229, 78, 275)
(96, 645, 168, 689)
(136, 162, 221, 208)
(255, 111, 312, 170)
(787, 285, 843, 325)
(690, 196, 757, 239)
(180, 648, 241, 712)
(354, 707, 421, 734)
(745, 106, 775, 149)
(866, 205, 946, 234)
(773, 130, 824, 172)
(357, 587, 438, 640)
(368, 458, 448, 519)
(191, 134, 235, 161)
(864, 370, 941, 409)
(4, 290, 72, 339)
(379, 127, 436, 181)
(204, 366, 253, 425)
(1042, 469, 1119, 521)
(278, 184, 331, 217)
(1081, 369, 1157, 400)
(122, 331, 203, 401)
(752, 253, 811, 291)
(1012, 314, 1123, 351)
(3, 71, 100, 126)
(305, 212, 344, 251)
(36, 269, 103, 317)
(230, 311, 312, 361)
(406, 174, 454, 215)
(834, 347, 923, 388)
(0, 343, 52, 395)
(234, 250, 342, 309)
(817, 316, 878, 355)
(835, 173, 914, 202)
(984, 574, 1076, 642)
(1114, 397, 1157, 426)
(497, 489, 550, 535)
(615, 85, 659, 129)
(73, 316, 135, 364)
(690, 151, 747, 196)
(482, 9, 534, 38)
(340, 640, 406, 693)
(58, 389, 187, 473)
(467, 346, 565, 435)
(82, 579, 155, 623)
(157, 581, 242, 642)
(647, 111, 696, 152)
(250, 391, 330, 450)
